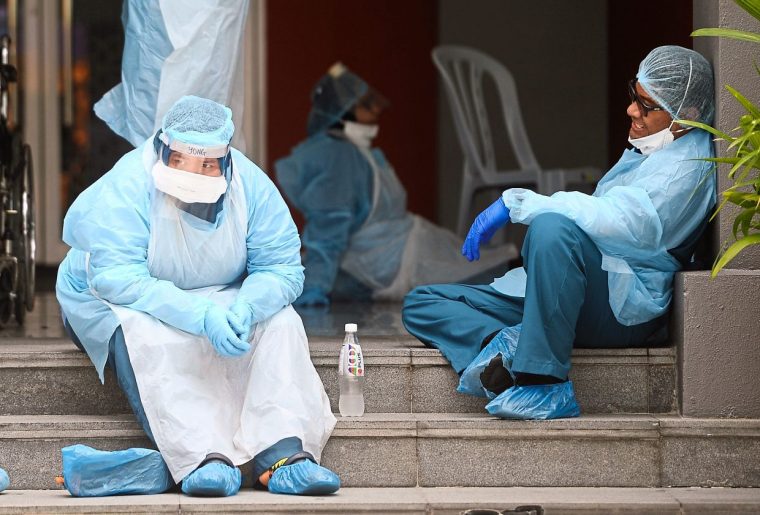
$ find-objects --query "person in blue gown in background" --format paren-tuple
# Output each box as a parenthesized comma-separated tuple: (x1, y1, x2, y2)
(276, 63, 517, 308)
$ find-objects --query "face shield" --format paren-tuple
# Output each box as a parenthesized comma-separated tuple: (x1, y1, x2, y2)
(152, 131, 231, 217)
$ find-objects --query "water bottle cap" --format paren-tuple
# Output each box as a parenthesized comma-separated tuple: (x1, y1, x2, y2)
(345, 323, 358, 332)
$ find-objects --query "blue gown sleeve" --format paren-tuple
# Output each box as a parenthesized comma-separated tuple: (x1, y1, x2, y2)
(235, 158, 305, 322)
(62, 152, 215, 335)
(503, 186, 663, 258)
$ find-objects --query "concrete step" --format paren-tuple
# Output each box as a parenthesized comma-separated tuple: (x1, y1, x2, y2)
(0, 336, 676, 416)
(1, 487, 760, 514)
(1, 413, 758, 490)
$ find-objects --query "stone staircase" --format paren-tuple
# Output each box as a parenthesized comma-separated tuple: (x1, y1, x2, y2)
(0, 297, 759, 513)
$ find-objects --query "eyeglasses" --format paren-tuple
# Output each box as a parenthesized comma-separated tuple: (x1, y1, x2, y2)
(628, 79, 665, 117)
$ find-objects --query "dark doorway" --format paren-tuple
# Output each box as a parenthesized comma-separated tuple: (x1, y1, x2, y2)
(607, 1, 694, 165)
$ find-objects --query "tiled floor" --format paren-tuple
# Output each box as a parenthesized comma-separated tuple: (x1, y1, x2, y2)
(0, 292, 408, 341)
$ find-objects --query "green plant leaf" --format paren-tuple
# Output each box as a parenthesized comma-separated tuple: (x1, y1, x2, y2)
(732, 208, 756, 237)
(726, 85, 760, 118)
(702, 156, 743, 165)
(692, 27, 760, 44)
(735, 0, 760, 23)
(677, 119, 735, 141)
(712, 233, 760, 277)
(728, 150, 759, 179)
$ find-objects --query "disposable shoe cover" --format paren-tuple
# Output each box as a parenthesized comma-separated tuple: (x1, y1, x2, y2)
(0, 468, 8, 492)
(268, 460, 340, 496)
(61, 445, 173, 497)
(486, 381, 581, 420)
(458, 324, 520, 398)
(181, 461, 241, 497)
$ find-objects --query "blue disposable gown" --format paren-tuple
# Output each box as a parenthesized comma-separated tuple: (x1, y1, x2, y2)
(492, 129, 716, 325)
(56, 141, 304, 381)
(275, 133, 373, 296)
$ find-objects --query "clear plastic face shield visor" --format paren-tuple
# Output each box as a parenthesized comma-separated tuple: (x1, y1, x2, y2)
(157, 132, 230, 176)
(152, 131, 231, 207)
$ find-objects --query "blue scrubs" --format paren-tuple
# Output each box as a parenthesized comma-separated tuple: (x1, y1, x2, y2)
(403, 213, 670, 378)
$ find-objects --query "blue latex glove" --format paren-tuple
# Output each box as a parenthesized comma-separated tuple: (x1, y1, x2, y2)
(293, 288, 330, 308)
(61, 445, 173, 497)
(268, 460, 340, 496)
(485, 381, 581, 420)
(229, 302, 254, 343)
(202, 305, 251, 357)
(181, 460, 241, 497)
(462, 199, 511, 261)
(0, 467, 8, 492)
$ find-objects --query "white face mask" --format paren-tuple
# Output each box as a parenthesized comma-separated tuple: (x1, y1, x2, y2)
(343, 121, 379, 148)
(151, 160, 227, 204)
(628, 124, 675, 155)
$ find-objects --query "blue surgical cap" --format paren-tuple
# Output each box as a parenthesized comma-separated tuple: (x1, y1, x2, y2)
(161, 95, 235, 147)
(637, 45, 715, 125)
(307, 63, 369, 136)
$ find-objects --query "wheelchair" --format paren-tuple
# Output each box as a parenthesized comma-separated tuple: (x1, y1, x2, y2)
(0, 34, 34, 325)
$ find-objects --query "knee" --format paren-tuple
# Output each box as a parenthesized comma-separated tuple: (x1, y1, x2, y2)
(262, 305, 302, 332)
(402, 284, 439, 312)
(402, 284, 446, 328)
(524, 213, 584, 255)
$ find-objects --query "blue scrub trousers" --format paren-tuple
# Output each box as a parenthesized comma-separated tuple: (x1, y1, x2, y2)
(402, 213, 668, 379)
(63, 320, 304, 479)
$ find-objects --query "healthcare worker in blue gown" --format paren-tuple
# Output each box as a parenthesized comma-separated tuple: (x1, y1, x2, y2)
(275, 63, 516, 307)
(402, 46, 717, 420)
(56, 96, 340, 497)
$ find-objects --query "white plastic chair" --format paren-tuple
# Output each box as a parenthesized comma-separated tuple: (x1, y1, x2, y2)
(432, 45, 601, 236)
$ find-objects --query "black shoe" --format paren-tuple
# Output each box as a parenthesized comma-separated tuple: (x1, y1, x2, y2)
(479, 354, 514, 396)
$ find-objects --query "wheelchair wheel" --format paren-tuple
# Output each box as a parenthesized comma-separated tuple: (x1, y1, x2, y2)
(14, 142, 34, 324)
(0, 266, 13, 325)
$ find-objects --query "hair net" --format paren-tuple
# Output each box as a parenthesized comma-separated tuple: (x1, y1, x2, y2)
(161, 95, 235, 147)
(636, 45, 715, 125)
(306, 63, 369, 136)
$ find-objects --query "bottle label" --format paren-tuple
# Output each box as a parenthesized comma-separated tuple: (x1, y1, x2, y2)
(341, 343, 364, 377)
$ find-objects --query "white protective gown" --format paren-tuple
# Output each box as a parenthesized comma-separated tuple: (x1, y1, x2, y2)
(58, 142, 335, 482)
(340, 145, 516, 300)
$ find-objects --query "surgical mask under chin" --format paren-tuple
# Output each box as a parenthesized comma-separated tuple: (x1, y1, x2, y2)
(151, 160, 227, 204)
(343, 121, 379, 148)
(628, 123, 675, 155)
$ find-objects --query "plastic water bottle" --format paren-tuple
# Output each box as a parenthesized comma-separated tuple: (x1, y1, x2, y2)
(339, 323, 365, 416)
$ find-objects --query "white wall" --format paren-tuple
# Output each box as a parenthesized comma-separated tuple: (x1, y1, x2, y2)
(436, 0, 609, 230)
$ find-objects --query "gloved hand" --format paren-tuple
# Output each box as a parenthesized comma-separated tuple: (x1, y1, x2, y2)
(293, 288, 330, 308)
(202, 304, 251, 358)
(462, 198, 510, 261)
(229, 301, 254, 343)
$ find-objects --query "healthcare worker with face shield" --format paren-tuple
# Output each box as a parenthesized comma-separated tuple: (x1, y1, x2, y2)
(56, 96, 340, 497)
(275, 63, 517, 307)
(403, 46, 717, 420)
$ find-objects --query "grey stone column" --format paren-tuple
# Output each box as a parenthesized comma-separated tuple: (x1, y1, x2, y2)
(673, 0, 760, 418)
(694, 0, 760, 267)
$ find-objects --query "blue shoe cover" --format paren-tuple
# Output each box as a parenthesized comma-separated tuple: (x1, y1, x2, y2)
(268, 460, 340, 495)
(0, 468, 9, 492)
(181, 461, 241, 497)
(61, 444, 173, 497)
(458, 324, 521, 398)
(486, 380, 581, 420)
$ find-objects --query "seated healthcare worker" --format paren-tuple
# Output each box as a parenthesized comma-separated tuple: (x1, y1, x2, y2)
(402, 46, 716, 420)
(275, 63, 516, 307)
(56, 96, 340, 497)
